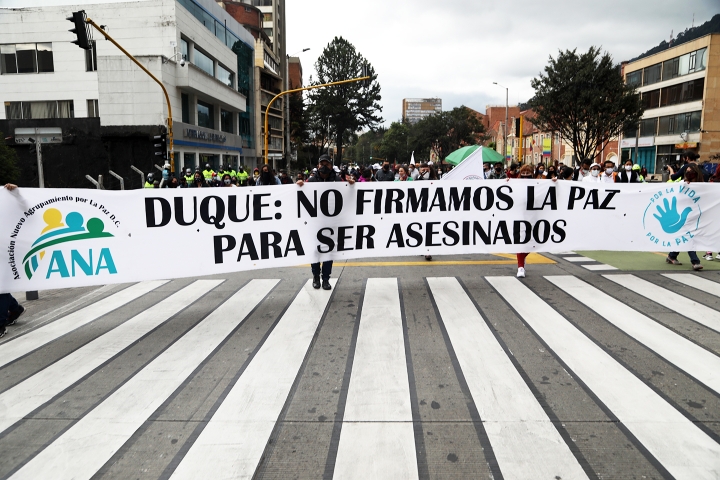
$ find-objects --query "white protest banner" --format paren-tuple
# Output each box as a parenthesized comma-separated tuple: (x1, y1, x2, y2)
(2, 180, 719, 291)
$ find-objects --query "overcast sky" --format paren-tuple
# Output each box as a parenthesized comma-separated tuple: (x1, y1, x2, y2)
(286, 0, 718, 126)
(4, 0, 717, 127)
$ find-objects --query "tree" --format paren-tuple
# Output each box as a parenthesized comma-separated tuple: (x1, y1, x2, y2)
(0, 133, 20, 185)
(346, 128, 385, 165)
(408, 106, 485, 162)
(307, 37, 382, 165)
(529, 47, 643, 163)
(379, 121, 411, 163)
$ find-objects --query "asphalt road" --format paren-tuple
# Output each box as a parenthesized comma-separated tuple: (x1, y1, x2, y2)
(1, 253, 719, 480)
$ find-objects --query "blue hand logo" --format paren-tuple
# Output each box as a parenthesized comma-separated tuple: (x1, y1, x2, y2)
(653, 197, 691, 234)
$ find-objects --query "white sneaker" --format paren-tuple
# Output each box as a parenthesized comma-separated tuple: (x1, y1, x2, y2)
(516, 267, 526, 278)
(703, 254, 714, 261)
(716, 253, 720, 260)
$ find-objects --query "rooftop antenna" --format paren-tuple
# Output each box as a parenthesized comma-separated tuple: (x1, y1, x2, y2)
(669, 29, 674, 47)
(692, 13, 695, 28)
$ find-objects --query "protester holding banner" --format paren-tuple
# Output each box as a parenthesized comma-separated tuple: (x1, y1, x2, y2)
(1, 183, 26, 338)
(220, 174, 236, 187)
(547, 165, 557, 179)
(375, 161, 395, 182)
(395, 166, 413, 182)
(507, 165, 537, 278)
(618, 160, 640, 183)
(573, 159, 592, 181)
(666, 163, 706, 271)
(255, 165, 281, 186)
(297, 154, 355, 290)
(190, 171, 207, 188)
(601, 161, 617, 183)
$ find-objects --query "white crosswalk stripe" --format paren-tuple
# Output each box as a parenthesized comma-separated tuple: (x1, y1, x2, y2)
(605, 274, 720, 333)
(1, 273, 719, 479)
(169, 279, 336, 480)
(428, 277, 588, 479)
(0, 280, 218, 435)
(546, 275, 720, 394)
(488, 275, 720, 480)
(0, 280, 167, 367)
(663, 273, 720, 297)
(10, 279, 275, 480)
(333, 278, 418, 480)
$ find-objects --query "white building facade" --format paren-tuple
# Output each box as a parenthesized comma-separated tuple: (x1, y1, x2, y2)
(0, 0, 256, 177)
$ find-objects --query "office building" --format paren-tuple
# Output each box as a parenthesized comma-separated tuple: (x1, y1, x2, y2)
(621, 34, 720, 173)
(0, 0, 255, 187)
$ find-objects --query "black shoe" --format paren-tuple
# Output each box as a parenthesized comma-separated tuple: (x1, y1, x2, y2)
(425, 255, 432, 261)
(322, 279, 331, 290)
(312, 275, 321, 289)
(0, 327, 6, 338)
(6, 305, 25, 326)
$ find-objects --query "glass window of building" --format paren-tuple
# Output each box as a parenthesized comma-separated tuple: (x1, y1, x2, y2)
(193, 48, 214, 77)
(263, 13, 272, 22)
(87, 99, 99, 117)
(36, 43, 54, 72)
(4, 100, 73, 119)
(626, 70, 641, 87)
(180, 38, 189, 61)
(639, 117, 657, 137)
(220, 109, 234, 133)
(641, 89, 660, 109)
(85, 42, 97, 71)
(1, 43, 55, 74)
(197, 99, 214, 129)
(264, 28, 273, 37)
(217, 64, 234, 88)
(642, 63, 661, 86)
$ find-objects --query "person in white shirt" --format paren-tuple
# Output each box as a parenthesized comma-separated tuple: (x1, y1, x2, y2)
(582, 163, 602, 183)
(600, 160, 616, 183)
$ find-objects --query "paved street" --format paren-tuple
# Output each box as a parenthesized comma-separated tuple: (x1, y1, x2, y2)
(1, 252, 719, 479)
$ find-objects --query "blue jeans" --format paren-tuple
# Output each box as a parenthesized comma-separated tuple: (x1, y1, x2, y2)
(0, 293, 20, 327)
(311, 261, 333, 280)
(668, 251, 700, 265)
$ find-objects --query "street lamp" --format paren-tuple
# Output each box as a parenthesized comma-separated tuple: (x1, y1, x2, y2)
(493, 82, 508, 164)
(289, 47, 310, 57)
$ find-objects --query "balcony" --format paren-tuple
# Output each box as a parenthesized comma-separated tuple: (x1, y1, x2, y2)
(175, 63, 246, 112)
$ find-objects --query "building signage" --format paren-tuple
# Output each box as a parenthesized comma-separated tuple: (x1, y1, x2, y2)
(3, 182, 720, 291)
(674, 142, 698, 149)
(183, 128, 227, 143)
(14, 127, 62, 144)
(620, 137, 655, 149)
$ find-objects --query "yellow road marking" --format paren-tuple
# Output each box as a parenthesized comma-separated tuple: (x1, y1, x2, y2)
(294, 254, 555, 267)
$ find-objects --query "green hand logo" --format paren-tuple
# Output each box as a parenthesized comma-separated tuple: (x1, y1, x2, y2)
(653, 197, 691, 234)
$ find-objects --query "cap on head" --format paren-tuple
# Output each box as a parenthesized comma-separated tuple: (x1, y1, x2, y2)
(318, 154, 332, 165)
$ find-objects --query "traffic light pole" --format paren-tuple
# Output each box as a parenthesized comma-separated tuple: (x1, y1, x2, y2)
(263, 76, 370, 165)
(83, 17, 175, 172)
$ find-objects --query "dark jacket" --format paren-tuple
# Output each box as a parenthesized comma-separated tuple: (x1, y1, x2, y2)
(307, 170, 342, 183)
(375, 168, 395, 181)
(617, 170, 639, 183)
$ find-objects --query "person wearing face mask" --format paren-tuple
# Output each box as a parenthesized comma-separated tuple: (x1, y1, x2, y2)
(546, 165, 557, 179)
(482, 163, 491, 179)
(220, 173, 236, 187)
(144, 172, 155, 189)
(600, 161, 616, 183)
(582, 163, 602, 183)
(183, 168, 194, 185)
(408, 163, 420, 180)
(248, 168, 260, 186)
(255, 164, 281, 185)
(297, 155, 355, 290)
(190, 172, 207, 188)
(375, 161, 395, 181)
(506, 164, 519, 179)
(505, 165, 536, 278)
(558, 166, 575, 180)
(573, 159, 592, 181)
(535, 163, 547, 179)
(617, 160, 639, 183)
(395, 166, 413, 181)
(202, 163, 215, 181)
(488, 162, 506, 179)
(415, 163, 433, 181)
(666, 164, 705, 271)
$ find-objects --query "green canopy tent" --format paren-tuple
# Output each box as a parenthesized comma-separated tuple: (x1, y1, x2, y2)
(444, 145, 504, 166)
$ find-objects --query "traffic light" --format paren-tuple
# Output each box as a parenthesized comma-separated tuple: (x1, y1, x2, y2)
(67, 10, 92, 50)
(360, 63, 371, 88)
(153, 133, 167, 160)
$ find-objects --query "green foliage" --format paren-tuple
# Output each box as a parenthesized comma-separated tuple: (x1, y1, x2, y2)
(307, 37, 382, 164)
(408, 106, 485, 162)
(631, 14, 720, 62)
(529, 46, 644, 162)
(0, 133, 20, 185)
(346, 128, 385, 165)
(379, 121, 411, 163)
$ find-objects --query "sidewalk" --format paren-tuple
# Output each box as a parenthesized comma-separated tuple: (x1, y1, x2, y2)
(576, 251, 720, 271)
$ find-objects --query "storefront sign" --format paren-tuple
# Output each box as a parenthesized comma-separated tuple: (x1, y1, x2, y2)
(3, 181, 719, 291)
(183, 128, 227, 143)
(620, 137, 655, 148)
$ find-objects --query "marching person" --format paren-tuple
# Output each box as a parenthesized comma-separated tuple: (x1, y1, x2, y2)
(255, 164, 281, 185)
(508, 165, 536, 277)
(237, 166, 249, 186)
(582, 163, 602, 183)
(190, 171, 207, 188)
(296, 154, 355, 290)
(488, 162, 507, 179)
(617, 159, 640, 183)
(395, 165, 413, 181)
(666, 163, 705, 271)
(1, 184, 26, 338)
(375, 160, 395, 181)
(183, 168, 194, 185)
(202, 163, 215, 181)
(573, 158, 592, 181)
(144, 172, 155, 188)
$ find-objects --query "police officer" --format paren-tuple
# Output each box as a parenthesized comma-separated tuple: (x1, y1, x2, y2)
(144, 172, 155, 188)
(202, 163, 215, 181)
(237, 166, 249, 186)
(183, 168, 194, 185)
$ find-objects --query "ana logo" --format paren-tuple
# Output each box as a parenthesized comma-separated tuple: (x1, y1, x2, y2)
(22, 208, 117, 280)
(642, 185, 703, 248)
(463, 174, 484, 180)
